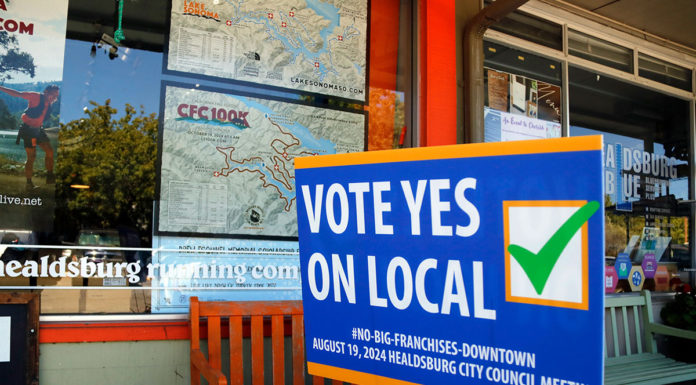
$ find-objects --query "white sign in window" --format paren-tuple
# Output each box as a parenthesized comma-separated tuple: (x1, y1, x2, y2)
(0, 316, 10, 362)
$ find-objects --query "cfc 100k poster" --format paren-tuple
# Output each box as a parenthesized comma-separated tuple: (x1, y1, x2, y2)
(0, 0, 68, 231)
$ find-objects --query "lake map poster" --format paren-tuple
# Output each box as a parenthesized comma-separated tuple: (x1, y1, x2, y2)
(166, 0, 368, 101)
(0, 0, 69, 231)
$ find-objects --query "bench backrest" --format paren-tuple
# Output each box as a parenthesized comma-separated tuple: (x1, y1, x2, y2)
(190, 297, 307, 385)
(604, 291, 657, 359)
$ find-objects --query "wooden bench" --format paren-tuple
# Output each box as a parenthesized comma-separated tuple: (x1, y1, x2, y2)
(191, 292, 696, 385)
(605, 290, 696, 385)
(189, 297, 345, 385)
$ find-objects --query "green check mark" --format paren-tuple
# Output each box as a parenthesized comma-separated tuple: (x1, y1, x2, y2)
(508, 200, 600, 295)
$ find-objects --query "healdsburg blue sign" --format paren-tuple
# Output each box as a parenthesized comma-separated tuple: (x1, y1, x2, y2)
(295, 136, 605, 385)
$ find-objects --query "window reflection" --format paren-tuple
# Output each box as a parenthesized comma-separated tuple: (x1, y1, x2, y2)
(569, 66, 691, 293)
(1, 0, 415, 314)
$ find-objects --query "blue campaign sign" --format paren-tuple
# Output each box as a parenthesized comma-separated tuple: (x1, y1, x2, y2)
(295, 136, 605, 385)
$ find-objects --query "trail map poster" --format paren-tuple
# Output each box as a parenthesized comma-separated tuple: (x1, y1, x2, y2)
(0, 0, 68, 231)
(157, 83, 365, 237)
(166, 0, 368, 101)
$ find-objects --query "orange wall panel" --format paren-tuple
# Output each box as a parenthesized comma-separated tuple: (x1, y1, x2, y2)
(420, 0, 457, 146)
(369, 0, 401, 91)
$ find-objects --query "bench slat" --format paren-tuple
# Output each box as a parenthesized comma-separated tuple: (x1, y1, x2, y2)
(607, 364, 696, 384)
(642, 291, 658, 353)
(190, 297, 202, 385)
(209, 316, 222, 371)
(229, 315, 243, 385)
(632, 305, 642, 354)
(292, 314, 305, 385)
(621, 306, 631, 355)
(604, 328, 608, 359)
(606, 294, 647, 307)
(199, 301, 304, 316)
(272, 315, 285, 385)
(251, 315, 264, 385)
(604, 362, 685, 379)
(606, 364, 692, 380)
(606, 357, 688, 377)
(610, 307, 620, 357)
(605, 353, 663, 366)
(628, 369, 696, 385)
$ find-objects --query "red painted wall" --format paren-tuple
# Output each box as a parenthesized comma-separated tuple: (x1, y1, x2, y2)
(420, 0, 457, 146)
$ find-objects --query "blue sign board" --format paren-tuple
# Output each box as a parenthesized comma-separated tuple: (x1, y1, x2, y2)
(296, 136, 605, 384)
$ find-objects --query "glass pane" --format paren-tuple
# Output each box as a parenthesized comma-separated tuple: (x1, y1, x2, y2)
(639, 53, 692, 92)
(368, 0, 413, 150)
(484, 41, 561, 84)
(568, 29, 633, 73)
(488, 9, 563, 51)
(483, 41, 562, 142)
(569, 66, 692, 294)
(0, 0, 415, 314)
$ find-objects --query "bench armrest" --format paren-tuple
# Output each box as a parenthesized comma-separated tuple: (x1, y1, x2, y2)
(191, 348, 227, 385)
(648, 322, 696, 341)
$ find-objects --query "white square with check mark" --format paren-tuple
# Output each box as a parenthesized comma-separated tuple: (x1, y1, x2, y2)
(504, 201, 590, 310)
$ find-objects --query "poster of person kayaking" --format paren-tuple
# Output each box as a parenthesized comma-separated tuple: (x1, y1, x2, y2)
(0, 0, 68, 231)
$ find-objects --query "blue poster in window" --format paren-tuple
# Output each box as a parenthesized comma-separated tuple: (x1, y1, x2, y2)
(295, 136, 605, 384)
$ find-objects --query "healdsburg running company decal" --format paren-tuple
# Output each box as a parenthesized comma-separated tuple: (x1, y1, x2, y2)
(295, 136, 605, 385)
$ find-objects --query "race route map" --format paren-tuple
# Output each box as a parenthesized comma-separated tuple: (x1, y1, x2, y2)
(157, 84, 365, 237)
(167, 0, 368, 101)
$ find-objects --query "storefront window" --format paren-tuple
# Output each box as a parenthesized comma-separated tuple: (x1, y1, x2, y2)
(483, 41, 562, 142)
(481, 36, 693, 294)
(569, 65, 692, 293)
(0, 0, 414, 314)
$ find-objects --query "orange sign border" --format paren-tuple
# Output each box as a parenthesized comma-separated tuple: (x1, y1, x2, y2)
(295, 136, 603, 169)
(308, 362, 421, 385)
